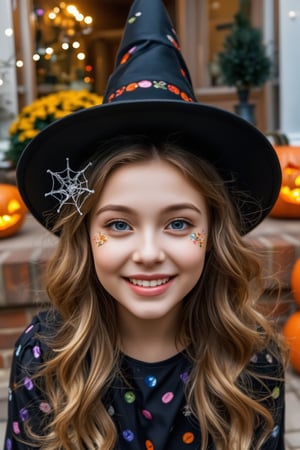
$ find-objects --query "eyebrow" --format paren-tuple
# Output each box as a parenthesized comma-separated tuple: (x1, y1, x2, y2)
(95, 203, 202, 216)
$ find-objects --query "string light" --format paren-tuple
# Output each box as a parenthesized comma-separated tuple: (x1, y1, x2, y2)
(41, 2, 93, 41)
(84, 16, 92, 25)
(33, 3, 93, 57)
(4, 28, 14, 37)
(28, 3, 95, 89)
(45, 47, 54, 55)
(288, 10, 297, 19)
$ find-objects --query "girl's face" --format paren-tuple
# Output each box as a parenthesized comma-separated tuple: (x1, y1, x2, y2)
(89, 159, 209, 324)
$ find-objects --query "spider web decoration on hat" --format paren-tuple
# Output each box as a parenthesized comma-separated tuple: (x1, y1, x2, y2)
(45, 158, 95, 215)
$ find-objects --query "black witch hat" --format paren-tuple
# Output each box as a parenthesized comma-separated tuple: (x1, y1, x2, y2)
(16, 0, 281, 234)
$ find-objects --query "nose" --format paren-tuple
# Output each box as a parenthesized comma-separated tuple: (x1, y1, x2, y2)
(132, 230, 165, 266)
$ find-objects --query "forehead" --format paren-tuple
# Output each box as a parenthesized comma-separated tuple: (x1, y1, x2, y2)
(96, 159, 207, 210)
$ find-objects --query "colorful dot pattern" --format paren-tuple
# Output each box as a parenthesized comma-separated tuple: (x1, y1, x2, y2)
(4, 313, 285, 449)
(105, 352, 200, 448)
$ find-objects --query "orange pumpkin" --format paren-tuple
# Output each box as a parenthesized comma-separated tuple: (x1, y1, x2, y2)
(283, 311, 300, 373)
(291, 258, 300, 308)
(270, 145, 300, 218)
(0, 184, 27, 238)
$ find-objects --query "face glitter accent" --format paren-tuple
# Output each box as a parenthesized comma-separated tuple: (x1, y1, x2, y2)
(189, 231, 206, 247)
(93, 232, 108, 247)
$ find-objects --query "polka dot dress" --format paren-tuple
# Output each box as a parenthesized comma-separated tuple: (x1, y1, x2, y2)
(106, 352, 201, 449)
(4, 313, 285, 449)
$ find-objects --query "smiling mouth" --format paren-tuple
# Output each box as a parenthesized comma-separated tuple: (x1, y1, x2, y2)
(128, 277, 171, 287)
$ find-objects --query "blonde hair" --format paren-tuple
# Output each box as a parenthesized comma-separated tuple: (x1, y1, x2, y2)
(32, 136, 285, 449)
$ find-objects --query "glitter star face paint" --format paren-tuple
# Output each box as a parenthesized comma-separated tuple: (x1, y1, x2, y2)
(189, 231, 206, 247)
(93, 232, 108, 247)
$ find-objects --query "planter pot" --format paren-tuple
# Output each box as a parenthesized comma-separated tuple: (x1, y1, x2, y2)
(234, 102, 256, 125)
(234, 88, 256, 125)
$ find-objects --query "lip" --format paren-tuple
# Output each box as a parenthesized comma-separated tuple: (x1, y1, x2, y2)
(124, 274, 175, 297)
(126, 274, 174, 280)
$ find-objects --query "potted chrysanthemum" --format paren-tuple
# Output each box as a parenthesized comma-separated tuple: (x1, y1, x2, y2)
(6, 90, 103, 167)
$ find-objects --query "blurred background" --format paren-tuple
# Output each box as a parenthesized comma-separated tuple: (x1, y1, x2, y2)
(0, 0, 299, 149)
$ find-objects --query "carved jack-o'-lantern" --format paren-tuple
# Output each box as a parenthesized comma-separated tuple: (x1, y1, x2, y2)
(0, 184, 27, 238)
(270, 145, 300, 218)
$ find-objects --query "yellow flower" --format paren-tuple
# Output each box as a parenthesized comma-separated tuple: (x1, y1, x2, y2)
(54, 110, 72, 119)
(31, 107, 48, 121)
(9, 121, 19, 135)
(18, 129, 40, 142)
(17, 118, 35, 131)
(7, 90, 103, 166)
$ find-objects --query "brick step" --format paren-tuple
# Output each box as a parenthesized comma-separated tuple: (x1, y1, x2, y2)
(0, 214, 56, 306)
(0, 308, 41, 370)
(0, 248, 53, 305)
(0, 369, 9, 421)
(0, 423, 6, 450)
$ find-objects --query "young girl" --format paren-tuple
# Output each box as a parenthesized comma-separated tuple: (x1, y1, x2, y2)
(5, 1, 286, 449)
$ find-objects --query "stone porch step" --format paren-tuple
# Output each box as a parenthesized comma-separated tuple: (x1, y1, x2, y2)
(0, 369, 9, 421)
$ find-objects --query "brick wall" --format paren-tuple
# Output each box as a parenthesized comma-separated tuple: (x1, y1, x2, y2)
(0, 248, 51, 370)
(0, 307, 44, 370)
(0, 247, 53, 306)
(258, 289, 296, 328)
(0, 247, 52, 369)
(0, 214, 54, 370)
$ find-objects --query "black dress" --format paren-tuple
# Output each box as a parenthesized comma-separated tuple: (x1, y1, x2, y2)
(4, 312, 285, 449)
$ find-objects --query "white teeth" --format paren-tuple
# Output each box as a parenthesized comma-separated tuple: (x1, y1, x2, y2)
(129, 278, 170, 287)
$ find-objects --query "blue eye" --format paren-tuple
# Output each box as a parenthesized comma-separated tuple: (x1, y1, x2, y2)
(110, 221, 131, 231)
(167, 220, 189, 230)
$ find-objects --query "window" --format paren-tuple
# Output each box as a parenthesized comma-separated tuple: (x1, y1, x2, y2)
(208, 0, 239, 86)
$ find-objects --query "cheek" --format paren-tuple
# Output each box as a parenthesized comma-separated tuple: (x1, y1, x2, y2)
(176, 246, 206, 295)
(173, 239, 207, 280)
(90, 238, 129, 276)
(181, 251, 206, 279)
(91, 246, 119, 292)
(91, 244, 114, 271)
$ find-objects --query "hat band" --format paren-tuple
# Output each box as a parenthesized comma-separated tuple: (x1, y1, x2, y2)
(107, 79, 195, 103)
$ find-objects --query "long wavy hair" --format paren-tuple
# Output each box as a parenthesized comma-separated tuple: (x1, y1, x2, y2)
(32, 136, 285, 449)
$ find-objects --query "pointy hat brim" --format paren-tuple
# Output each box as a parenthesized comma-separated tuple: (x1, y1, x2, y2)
(16, 98, 281, 234)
